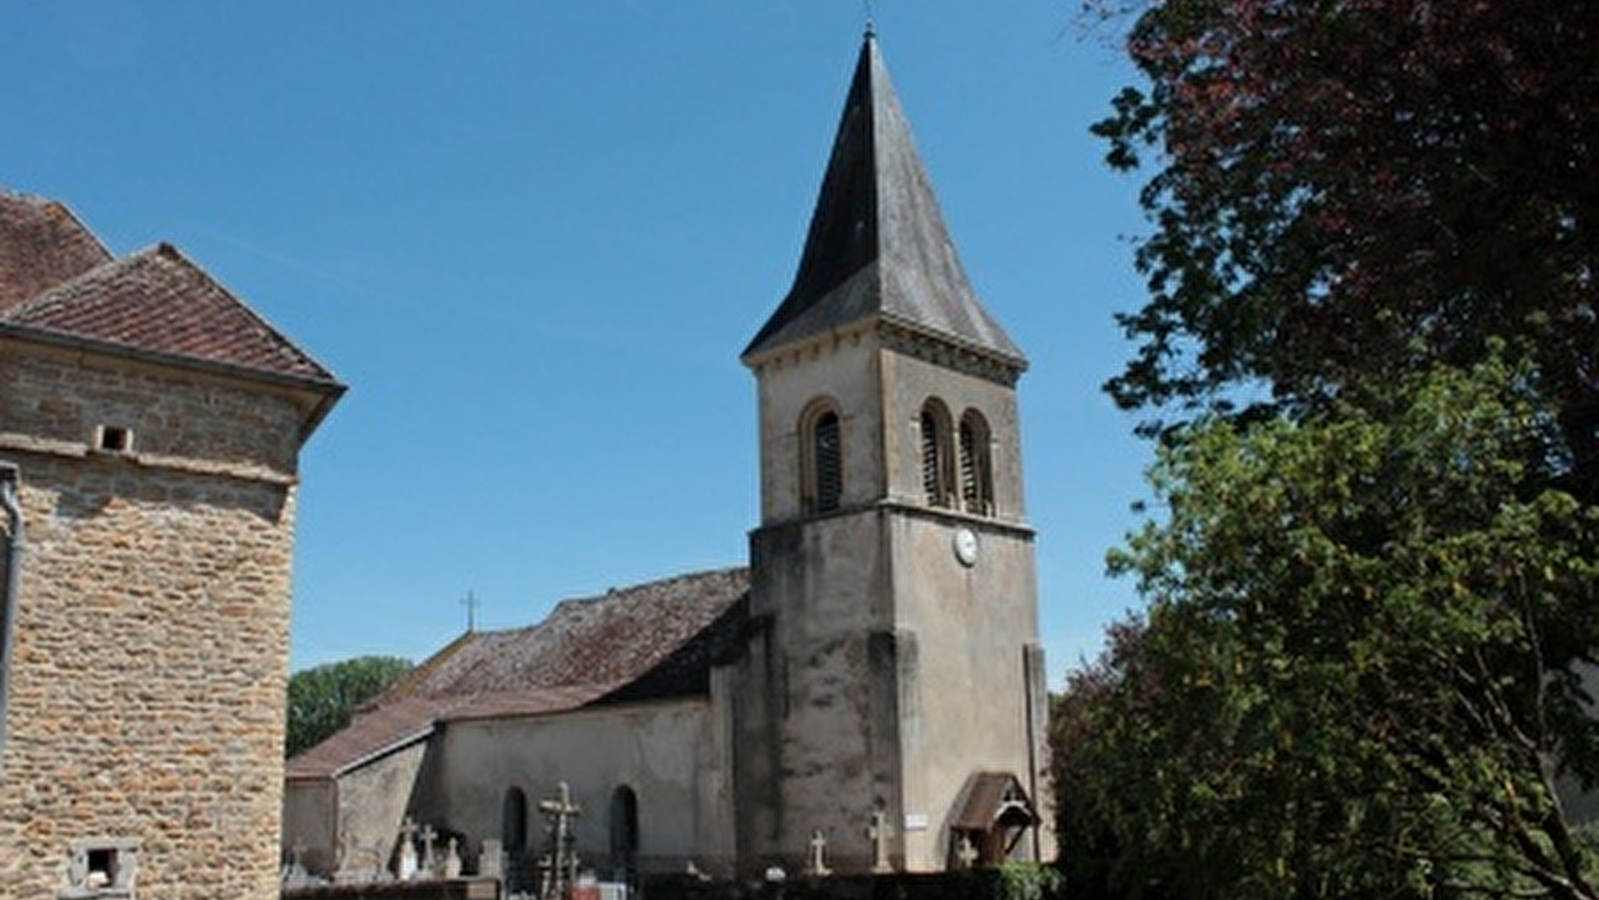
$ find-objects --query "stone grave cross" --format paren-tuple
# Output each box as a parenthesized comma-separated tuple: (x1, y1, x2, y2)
(420, 824, 438, 877)
(868, 809, 894, 873)
(397, 818, 421, 880)
(805, 829, 831, 877)
(538, 782, 582, 900)
(956, 835, 980, 870)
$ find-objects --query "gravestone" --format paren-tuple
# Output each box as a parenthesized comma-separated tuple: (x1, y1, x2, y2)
(444, 838, 463, 879)
(420, 824, 438, 878)
(538, 782, 582, 900)
(805, 829, 831, 877)
(955, 836, 979, 870)
(397, 819, 420, 881)
(868, 810, 894, 874)
(479, 839, 505, 881)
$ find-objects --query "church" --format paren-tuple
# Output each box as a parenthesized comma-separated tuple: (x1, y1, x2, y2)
(285, 31, 1052, 883)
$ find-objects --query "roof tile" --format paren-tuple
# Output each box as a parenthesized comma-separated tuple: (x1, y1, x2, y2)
(6, 243, 337, 383)
(742, 35, 1025, 369)
(287, 567, 751, 780)
(0, 193, 112, 313)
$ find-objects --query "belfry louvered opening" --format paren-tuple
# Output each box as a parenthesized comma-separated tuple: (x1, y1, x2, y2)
(812, 411, 842, 513)
(920, 399, 956, 507)
(959, 410, 993, 516)
(798, 400, 844, 517)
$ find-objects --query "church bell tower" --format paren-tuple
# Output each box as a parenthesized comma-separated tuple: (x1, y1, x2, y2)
(733, 32, 1051, 874)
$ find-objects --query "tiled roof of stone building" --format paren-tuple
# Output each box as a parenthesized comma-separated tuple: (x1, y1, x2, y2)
(742, 33, 1026, 371)
(0, 194, 112, 312)
(0, 190, 340, 387)
(286, 567, 750, 781)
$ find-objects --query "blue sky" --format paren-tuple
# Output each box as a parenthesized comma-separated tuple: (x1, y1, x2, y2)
(2, 2, 1154, 685)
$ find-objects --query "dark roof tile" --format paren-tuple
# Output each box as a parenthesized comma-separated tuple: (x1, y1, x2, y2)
(284, 695, 447, 781)
(6, 243, 337, 383)
(393, 567, 749, 700)
(0, 193, 112, 313)
(743, 35, 1025, 370)
(951, 771, 1039, 832)
(287, 568, 751, 780)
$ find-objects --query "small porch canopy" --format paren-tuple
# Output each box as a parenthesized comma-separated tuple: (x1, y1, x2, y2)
(949, 771, 1040, 867)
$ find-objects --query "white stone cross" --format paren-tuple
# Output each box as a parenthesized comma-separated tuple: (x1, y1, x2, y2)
(956, 835, 979, 870)
(868, 810, 894, 873)
(420, 824, 438, 876)
(397, 820, 420, 881)
(805, 829, 831, 876)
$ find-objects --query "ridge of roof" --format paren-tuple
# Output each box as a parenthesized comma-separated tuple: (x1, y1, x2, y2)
(5, 242, 340, 386)
(404, 566, 749, 699)
(364, 629, 478, 709)
(742, 34, 1025, 369)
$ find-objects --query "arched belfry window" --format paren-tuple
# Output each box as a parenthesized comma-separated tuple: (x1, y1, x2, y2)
(920, 399, 956, 507)
(801, 402, 843, 514)
(959, 410, 994, 516)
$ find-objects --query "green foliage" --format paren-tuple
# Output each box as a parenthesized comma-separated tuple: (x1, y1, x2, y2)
(1074, 0, 1599, 894)
(990, 863, 1066, 900)
(285, 655, 413, 758)
(1094, 0, 1597, 499)
(1057, 357, 1599, 899)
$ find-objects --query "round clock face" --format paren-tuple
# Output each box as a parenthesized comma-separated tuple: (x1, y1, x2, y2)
(953, 527, 979, 567)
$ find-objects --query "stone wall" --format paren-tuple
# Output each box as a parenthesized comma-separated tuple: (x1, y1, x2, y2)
(333, 739, 433, 876)
(0, 341, 323, 899)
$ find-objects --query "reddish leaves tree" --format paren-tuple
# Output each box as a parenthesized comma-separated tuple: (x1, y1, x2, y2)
(1099, 0, 1596, 495)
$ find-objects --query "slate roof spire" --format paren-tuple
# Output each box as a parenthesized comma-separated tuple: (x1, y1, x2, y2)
(743, 32, 1025, 371)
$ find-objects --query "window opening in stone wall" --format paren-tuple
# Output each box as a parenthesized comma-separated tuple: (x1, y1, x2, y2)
(502, 787, 530, 894)
(920, 400, 955, 507)
(95, 425, 133, 454)
(804, 406, 842, 514)
(502, 788, 528, 852)
(959, 411, 994, 516)
(61, 837, 139, 899)
(87, 849, 115, 881)
(610, 785, 640, 870)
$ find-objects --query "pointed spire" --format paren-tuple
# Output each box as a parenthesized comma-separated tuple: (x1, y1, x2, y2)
(743, 33, 1025, 372)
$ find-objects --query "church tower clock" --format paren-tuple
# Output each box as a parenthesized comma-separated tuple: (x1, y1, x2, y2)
(733, 31, 1051, 874)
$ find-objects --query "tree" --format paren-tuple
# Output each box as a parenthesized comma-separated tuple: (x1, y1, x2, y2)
(285, 655, 413, 758)
(1055, 357, 1599, 899)
(1095, 0, 1596, 498)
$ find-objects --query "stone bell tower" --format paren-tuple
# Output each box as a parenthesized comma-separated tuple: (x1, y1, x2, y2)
(732, 32, 1051, 874)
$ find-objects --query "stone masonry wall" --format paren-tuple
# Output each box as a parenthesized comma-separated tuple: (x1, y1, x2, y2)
(0, 342, 316, 900)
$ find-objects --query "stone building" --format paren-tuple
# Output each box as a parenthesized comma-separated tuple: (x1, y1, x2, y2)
(285, 32, 1050, 883)
(0, 192, 343, 898)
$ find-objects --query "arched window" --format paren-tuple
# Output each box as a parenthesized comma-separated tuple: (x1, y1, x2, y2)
(959, 410, 994, 516)
(502, 787, 528, 853)
(920, 399, 956, 507)
(801, 402, 843, 514)
(610, 785, 640, 867)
